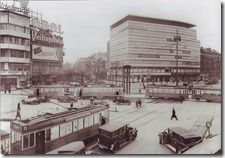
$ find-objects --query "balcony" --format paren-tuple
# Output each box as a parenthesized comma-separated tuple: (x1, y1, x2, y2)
(1, 30, 30, 39)
(1, 44, 30, 51)
(0, 57, 30, 63)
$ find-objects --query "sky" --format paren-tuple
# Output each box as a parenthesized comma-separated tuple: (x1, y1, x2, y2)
(3, 0, 222, 63)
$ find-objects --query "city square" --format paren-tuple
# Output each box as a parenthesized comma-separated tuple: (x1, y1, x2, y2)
(0, 0, 222, 155)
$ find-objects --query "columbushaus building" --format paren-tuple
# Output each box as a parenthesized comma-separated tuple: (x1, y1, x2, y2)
(109, 15, 200, 88)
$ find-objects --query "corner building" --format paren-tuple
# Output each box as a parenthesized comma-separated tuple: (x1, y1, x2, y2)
(0, 10, 30, 88)
(110, 15, 200, 88)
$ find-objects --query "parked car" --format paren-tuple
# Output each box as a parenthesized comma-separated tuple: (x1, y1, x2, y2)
(57, 95, 78, 103)
(46, 141, 85, 154)
(158, 127, 203, 154)
(37, 96, 50, 103)
(21, 98, 40, 105)
(112, 96, 131, 105)
(98, 121, 138, 153)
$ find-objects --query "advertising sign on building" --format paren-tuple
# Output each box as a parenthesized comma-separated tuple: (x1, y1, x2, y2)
(32, 45, 63, 61)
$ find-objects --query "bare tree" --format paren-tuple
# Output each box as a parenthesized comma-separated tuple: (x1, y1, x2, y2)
(86, 56, 106, 84)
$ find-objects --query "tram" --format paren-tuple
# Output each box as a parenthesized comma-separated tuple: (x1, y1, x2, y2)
(145, 85, 221, 102)
(31, 85, 75, 99)
(10, 103, 109, 154)
(80, 84, 123, 99)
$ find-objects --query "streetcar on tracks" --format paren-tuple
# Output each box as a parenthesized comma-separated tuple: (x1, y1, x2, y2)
(30, 85, 76, 99)
(10, 103, 109, 154)
(80, 84, 123, 99)
(98, 121, 138, 153)
(145, 85, 221, 102)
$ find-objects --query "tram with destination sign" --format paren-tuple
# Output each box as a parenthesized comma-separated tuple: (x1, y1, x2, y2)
(10, 103, 109, 154)
(145, 85, 221, 103)
(80, 84, 123, 99)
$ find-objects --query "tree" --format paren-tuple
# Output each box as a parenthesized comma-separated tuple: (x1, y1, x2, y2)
(86, 56, 106, 84)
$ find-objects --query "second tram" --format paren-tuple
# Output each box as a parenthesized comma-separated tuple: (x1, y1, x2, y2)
(145, 85, 221, 102)
(10, 103, 109, 154)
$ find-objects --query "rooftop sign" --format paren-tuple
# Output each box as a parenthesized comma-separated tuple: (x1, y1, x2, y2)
(0, 2, 30, 14)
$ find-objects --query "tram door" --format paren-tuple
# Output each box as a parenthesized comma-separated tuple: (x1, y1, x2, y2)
(36, 130, 45, 154)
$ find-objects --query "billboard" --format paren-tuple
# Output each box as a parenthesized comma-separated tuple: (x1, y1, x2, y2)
(32, 45, 63, 61)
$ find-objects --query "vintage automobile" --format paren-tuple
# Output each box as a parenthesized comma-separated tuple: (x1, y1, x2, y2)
(46, 141, 85, 154)
(158, 127, 203, 154)
(112, 95, 131, 105)
(21, 98, 40, 105)
(98, 121, 138, 153)
(57, 95, 78, 103)
(22, 96, 50, 105)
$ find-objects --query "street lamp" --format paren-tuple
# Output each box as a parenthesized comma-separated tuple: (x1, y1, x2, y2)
(167, 29, 181, 87)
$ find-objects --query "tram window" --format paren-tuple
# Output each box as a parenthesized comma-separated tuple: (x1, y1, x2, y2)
(51, 126, 59, 140)
(78, 118, 84, 130)
(73, 120, 78, 132)
(23, 135, 29, 149)
(30, 133, 34, 147)
(11, 131, 21, 143)
(94, 113, 99, 124)
(60, 124, 66, 137)
(84, 117, 89, 128)
(89, 115, 94, 126)
(66, 122, 72, 135)
(46, 129, 51, 142)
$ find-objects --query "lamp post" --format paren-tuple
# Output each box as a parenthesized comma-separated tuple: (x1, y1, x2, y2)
(167, 29, 181, 87)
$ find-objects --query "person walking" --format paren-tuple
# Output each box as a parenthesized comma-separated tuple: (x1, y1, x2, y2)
(90, 97, 94, 105)
(70, 101, 74, 108)
(171, 108, 178, 120)
(15, 102, 21, 120)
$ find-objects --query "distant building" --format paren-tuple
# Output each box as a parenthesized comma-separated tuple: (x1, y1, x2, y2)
(109, 15, 200, 87)
(200, 47, 221, 81)
(0, 10, 31, 88)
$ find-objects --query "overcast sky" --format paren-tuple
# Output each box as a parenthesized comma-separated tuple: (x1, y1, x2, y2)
(5, 0, 221, 63)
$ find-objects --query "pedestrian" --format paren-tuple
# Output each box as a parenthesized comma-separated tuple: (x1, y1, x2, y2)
(15, 102, 21, 120)
(171, 108, 178, 120)
(116, 91, 119, 95)
(79, 89, 83, 98)
(136, 100, 139, 108)
(70, 101, 73, 108)
(90, 97, 94, 105)
(139, 88, 141, 94)
(101, 116, 106, 125)
(139, 99, 142, 108)
(36, 88, 40, 98)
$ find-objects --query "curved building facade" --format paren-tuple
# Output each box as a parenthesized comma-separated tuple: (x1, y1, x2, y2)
(110, 15, 200, 89)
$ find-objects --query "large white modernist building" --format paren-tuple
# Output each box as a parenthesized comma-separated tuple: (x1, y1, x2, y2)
(109, 15, 200, 88)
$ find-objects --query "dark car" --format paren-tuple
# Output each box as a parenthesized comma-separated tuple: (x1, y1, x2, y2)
(37, 96, 50, 103)
(112, 96, 131, 105)
(21, 98, 40, 105)
(57, 95, 78, 103)
(158, 127, 202, 154)
(98, 121, 138, 153)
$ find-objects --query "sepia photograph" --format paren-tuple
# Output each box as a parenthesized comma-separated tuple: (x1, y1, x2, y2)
(0, 0, 222, 155)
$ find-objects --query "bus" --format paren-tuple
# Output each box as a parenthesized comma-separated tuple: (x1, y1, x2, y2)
(10, 103, 109, 154)
(145, 85, 221, 102)
(80, 84, 123, 99)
